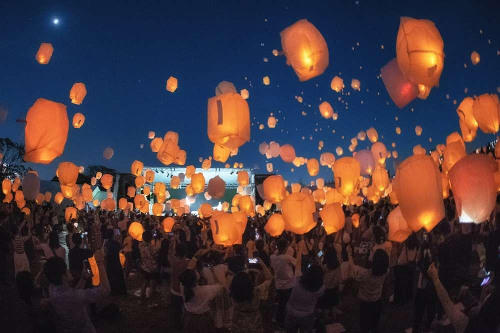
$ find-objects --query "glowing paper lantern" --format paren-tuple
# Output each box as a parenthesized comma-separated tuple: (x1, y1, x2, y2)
(443, 141, 466, 173)
(387, 206, 412, 243)
(307, 158, 320, 176)
(103, 147, 114, 160)
(313, 189, 326, 204)
(351, 79, 361, 91)
(35, 193, 45, 205)
(207, 176, 225, 199)
(157, 137, 179, 166)
(258, 142, 269, 155)
(210, 212, 239, 246)
(282, 192, 316, 234)
(415, 126, 423, 136)
(449, 154, 496, 223)
(69, 83, 87, 105)
(100, 174, 113, 190)
(266, 163, 273, 172)
(207, 92, 250, 150)
(319, 101, 333, 119)
(150, 138, 163, 153)
(352, 214, 360, 228)
(130, 160, 144, 176)
(372, 165, 389, 192)
(135, 175, 145, 188)
(3, 192, 13, 203)
(36, 43, 53, 64)
(166, 76, 178, 93)
(240, 89, 249, 99)
(394, 154, 444, 232)
(54, 192, 64, 204)
(175, 150, 186, 166)
(269, 142, 280, 158)
(191, 173, 205, 194)
(2, 179, 11, 194)
(380, 58, 418, 108)
(152, 203, 163, 216)
(366, 127, 378, 143)
(199, 203, 212, 218)
(279, 144, 296, 163)
(470, 51, 480, 65)
(238, 195, 254, 216)
(118, 198, 128, 210)
(265, 213, 285, 237)
(65, 207, 77, 223)
(128, 222, 144, 241)
(457, 97, 477, 132)
(163, 217, 175, 232)
(101, 198, 116, 211)
(371, 142, 387, 165)
(330, 76, 344, 92)
(267, 116, 276, 128)
(237, 171, 249, 187)
(22, 172, 40, 201)
(320, 152, 335, 167)
(396, 17, 444, 88)
(333, 157, 360, 197)
(72, 113, 85, 128)
(263, 175, 287, 203)
(24, 98, 69, 164)
(413, 145, 426, 156)
(148, 131, 155, 139)
(472, 93, 499, 134)
(320, 203, 345, 234)
(145, 170, 155, 183)
(280, 19, 329, 81)
(354, 149, 375, 176)
(459, 119, 477, 142)
(215, 81, 237, 96)
(57, 162, 79, 188)
(213, 144, 230, 163)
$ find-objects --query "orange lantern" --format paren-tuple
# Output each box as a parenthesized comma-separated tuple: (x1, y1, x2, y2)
(330, 76, 344, 92)
(472, 93, 500, 134)
(372, 165, 390, 192)
(130, 160, 144, 177)
(82, 187, 93, 202)
(280, 144, 296, 163)
(240, 89, 249, 99)
(449, 154, 496, 223)
(145, 170, 155, 183)
(387, 206, 412, 243)
(396, 17, 444, 88)
(207, 176, 226, 199)
(150, 137, 163, 153)
(267, 116, 276, 128)
(351, 79, 361, 91)
(238, 195, 254, 216)
(103, 147, 114, 160)
(319, 101, 333, 119)
(163, 217, 175, 232)
(128, 222, 144, 241)
(307, 158, 320, 176)
(207, 92, 250, 150)
(237, 171, 249, 187)
(265, 213, 286, 237)
(191, 173, 205, 194)
(371, 142, 387, 165)
(72, 113, 85, 128)
(3, 192, 13, 203)
(320, 203, 345, 235)
(100, 174, 113, 190)
(118, 198, 128, 210)
(352, 214, 360, 228)
(65, 207, 77, 223)
(175, 150, 186, 166)
(366, 127, 378, 143)
(170, 176, 181, 189)
(282, 192, 316, 234)
(394, 154, 444, 232)
(2, 179, 11, 194)
(57, 162, 79, 187)
(199, 203, 213, 218)
(210, 212, 239, 246)
(36, 43, 53, 64)
(69, 83, 87, 105)
(456, 97, 478, 134)
(101, 198, 116, 211)
(213, 144, 231, 163)
(152, 203, 163, 216)
(24, 98, 69, 164)
(54, 192, 64, 204)
(35, 193, 45, 205)
(263, 175, 286, 203)
(166, 76, 178, 93)
(354, 150, 375, 176)
(381, 58, 418, 108)
(333, 157, 361, 197)
(143, 185, 150, 196)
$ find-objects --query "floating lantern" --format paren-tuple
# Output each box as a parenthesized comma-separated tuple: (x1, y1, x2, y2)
(72, 113, 85, 128)
(320, 203, 345, 234)
(267, 116, 276, 128)
(371, 142, 387, 165)
(333, 157, 360, 197)
(191, 173, 205, 194)
(472, 93, 499, 134)
(366, 127, 378, 143)
(163, 217, 175, 232)
(380, 58, 418, 108)
(65, 207, 77, 223)
(69, 83, 87, 105)
(130, 160, 144, 177)
(213, 144, 230, 163)
(372, 165, 390, 192)
(330, 76, 344, 92)
(128, 222, 144, 241)
(307, 158, 320, 176)
(103, 147, 114, 160)
(166, 76, 178, 93)
(387, 206, 412, 243)
(263, 175, 287, 203)
(415, 126, 423, 136)
(319, 101, 333, 119)
(351, 79, 361, 91)
(470, 51, 480, 65)
(240, 89, 249, 99)
(36, 43, 53, 64)
(354, 149, 375, 176)
(100, 174, 113, 190)
(282, 192, 316, 234)
(207, 176, 226, 199)
(150, 137, 163, 153)
(237, 171, 249, 187)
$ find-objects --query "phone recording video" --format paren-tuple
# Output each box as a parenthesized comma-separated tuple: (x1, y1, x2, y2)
(248, 258, 259, 264)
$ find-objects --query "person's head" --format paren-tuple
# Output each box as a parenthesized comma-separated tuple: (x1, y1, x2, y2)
(372, 249, 389, 276)
(300, 263, 324, 292)
(44, 256, 67, 286)
(142, 230, 152, 243)
(230, 271, 254, 303)
(179, 269, 198, 302)
(255, 239, 265, 252)
(49, 230, 60, 249)
(324, 247, 340, 270)
(175, 243, 187, 258)
(72, 233, 83, 247)
(277, 238, 288, 254)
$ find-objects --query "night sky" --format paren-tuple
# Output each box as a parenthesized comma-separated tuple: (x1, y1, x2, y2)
(1, 0, 499, 183)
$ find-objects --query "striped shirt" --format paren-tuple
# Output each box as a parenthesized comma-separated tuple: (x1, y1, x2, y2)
(13, 235, 25, 254)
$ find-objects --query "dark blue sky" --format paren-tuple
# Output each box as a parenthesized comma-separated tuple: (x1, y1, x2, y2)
(0, 0, 499, 182)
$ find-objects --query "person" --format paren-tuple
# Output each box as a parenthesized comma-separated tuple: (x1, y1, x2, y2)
(68, 233, 93, 280)
(180, 267, 224, 333)
(12, 220, 31, 275)
(121, 230, 133, 279)
(226, 244, 246, 274)
(394, 233, 418, 305)
(104, 229, 127, 295)
(138, 229, 159, 307)
(168, 242, 191, 330)
(229, 257, 272, 333)
(254, 238, 270, 267)
(45, 251, 110, 333)
(285, 263, 324, 333)
(318, 246, 342, 320)
(348, 248, 389, 333)
(485, 214, 500, 288)
(271, 238, 297, 327)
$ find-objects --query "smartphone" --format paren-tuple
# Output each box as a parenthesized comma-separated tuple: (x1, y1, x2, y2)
(481, 271, 491, 287)
(255, 229, 260, 241)
(248, 258, 259, 264)
(83, 259, 92, 275)
(317, 250, 324, 258)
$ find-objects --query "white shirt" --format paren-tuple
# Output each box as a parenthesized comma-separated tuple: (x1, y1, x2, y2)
(271, 253, 296, 290)
(202, 264, 228, 286)
(182, 284, 222, 314)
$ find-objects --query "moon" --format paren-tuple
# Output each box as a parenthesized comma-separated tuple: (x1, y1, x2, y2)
(53, 18, 59, 25)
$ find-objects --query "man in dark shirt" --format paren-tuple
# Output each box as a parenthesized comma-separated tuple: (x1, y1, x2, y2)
(226, 244, 246, 274)
(68, 233, 93, 279)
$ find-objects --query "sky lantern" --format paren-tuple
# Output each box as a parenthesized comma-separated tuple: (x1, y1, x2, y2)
(449, 154, 496, 223)
(103, 147, 114, 160)
(417, 84, 431, 100)
(166, 76, 178, 93)
(459, 119, 477, 142)
(262, 76, 270, 85)
(333, 157, 361, 197)
(154, 182, 166, 196)
(307, 158, 320, 176)
(413, 145, 426, 156)
(118, 198, 128, 210)
(237, 171, 249, 187)
(128, 222, 144, 241)
(470, 51, 480, 65)
(134, 194, 147, 211)
(319, 101, 333, 119)
(100, 174, 113, 190)
(102, 197, 116, 211)
(240, 89, 249, 99)
(65, 207, 77, 223)
(163, 217, 175, 232)
(351, 79, 361, 91)
(372, 165, 390, 192)
(15, 190, 24, 203)
(69, 83, 87, 105)
(82, 186, 93, 202)
(263, 175, 286, 203)
(213, 144, 230, 163)
(135, 175, 145, 188)
(266, 163, 273, 172)
(457, 97, 478, 134)
(24, 98, 69, 164)
(207, 92, 250, 150)
(169, 175, 180, 189)
(145, 170, 155, 183)
(269, 142, 280, 158)
(207, 176, 225, 199)
(415, 126, 423, 136)
(371, 142, 387, 165)
(316, 178, 324, 189)
(313, 189, 326, 204)
(72, 113, 85, 128)
(320, 152, 335, 168)
(148, 131, 155, 139)
(210, 212, 239, 246)
(441, 173, 450, 199)
(2, 179, 11, 194)
(215, 81, 237, 95)
(282, 192, 316, 234)
(336, 147, 343, 156)
(366, 185, 380, 203)
(280, 144, 296, 163)
(387, 206, 412, 243)
(35, 193, 45, 205)
(259, 142, 269, 155)
(198, 203, 213, 219)
(3, 192, 13, 203)
(381, 58, 418, 108)
(280, 19, 329, 82)
(175, 150, 186, 165)
(352, 214, 360, 228)
(57, 162, 79, 188)
(396, 17, 444, 88)
(472, 93, 500, 134)
(267, 116, 276, 128)
(130, 160, 144, 176)
(320, 203, 345, 235)
(265, 213, 285, 237)
(238, 195, 254, 216)
(354, 150, 375, 176)
(157, 138, 179, 166)
(443, 141, 466, 173)
(191, 173, 205, 194)
(54, 192, 64, 204)
(152, 203, 163, 216)
(394, 154, 444, 232)
(201, 158, 211, 170)
(22, 172, 40, 201)
(36, 43, 53, 64)
(330, 76, 344, 92)
(150, 137, 163, 152)
(143, 185, 150, 196)
(366, 127, 378, 143)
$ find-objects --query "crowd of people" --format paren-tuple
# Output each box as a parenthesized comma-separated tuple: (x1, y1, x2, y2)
(0, 193, 499, 333)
